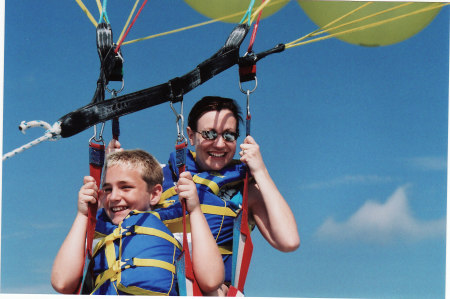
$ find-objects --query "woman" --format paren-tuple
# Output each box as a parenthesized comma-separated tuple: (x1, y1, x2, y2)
(160, 96, 300, 295)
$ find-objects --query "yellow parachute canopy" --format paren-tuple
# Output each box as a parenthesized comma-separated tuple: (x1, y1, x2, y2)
(297, 1, 441, 47)
(183, 0, 289, 23)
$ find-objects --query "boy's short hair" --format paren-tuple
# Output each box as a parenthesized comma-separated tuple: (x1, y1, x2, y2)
(105, 149, 163, 189)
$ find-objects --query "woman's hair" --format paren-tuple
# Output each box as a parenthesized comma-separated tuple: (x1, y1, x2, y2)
(105, 149, 163, 189)
(188, 96, 243, 135)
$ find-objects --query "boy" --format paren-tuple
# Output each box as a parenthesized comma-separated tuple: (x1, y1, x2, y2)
(51, 149, 224, 295)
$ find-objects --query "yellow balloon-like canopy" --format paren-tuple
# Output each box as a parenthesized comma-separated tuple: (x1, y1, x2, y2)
(183, 0, 289, 23)
(297, 1, 441, 47)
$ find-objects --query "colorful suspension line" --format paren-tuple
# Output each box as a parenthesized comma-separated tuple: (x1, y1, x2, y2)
(240, 0, 256, 25)
(115, 0, 149, 54)
(98, 0, 110, 24)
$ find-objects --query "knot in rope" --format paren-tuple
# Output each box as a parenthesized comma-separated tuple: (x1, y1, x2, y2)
(3, 120, 62, 161)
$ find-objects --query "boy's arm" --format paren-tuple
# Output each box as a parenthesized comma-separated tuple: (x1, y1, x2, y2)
(177, 172, 224, 294)
(51, 176, 98, 294)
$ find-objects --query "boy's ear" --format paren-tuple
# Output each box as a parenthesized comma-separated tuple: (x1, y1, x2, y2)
(149, 184, 163, 208)
(186, 126, 195, 146)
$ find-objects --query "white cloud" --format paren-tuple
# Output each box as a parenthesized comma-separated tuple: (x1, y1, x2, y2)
(408, 156, 447, 171)
(300, 174, 395, 189)
(315, 185, 445, 244)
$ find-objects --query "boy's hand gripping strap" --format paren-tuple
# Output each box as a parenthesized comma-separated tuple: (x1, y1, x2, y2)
(87, 142, 105, 256)
(74, 142, 105, 294)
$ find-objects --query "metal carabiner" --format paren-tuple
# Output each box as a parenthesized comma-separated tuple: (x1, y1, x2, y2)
(89, 122, 106, 144)
(170, 101, 187, 144)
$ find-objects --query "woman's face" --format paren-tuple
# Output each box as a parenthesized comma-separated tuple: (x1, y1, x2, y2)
(187, 109, 238, 171)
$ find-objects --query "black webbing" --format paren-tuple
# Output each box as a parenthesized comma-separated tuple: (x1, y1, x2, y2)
(58, 24, 250, 138)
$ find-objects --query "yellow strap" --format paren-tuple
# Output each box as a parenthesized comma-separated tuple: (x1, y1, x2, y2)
(163, 215, 188, 234)
(92, 260, 126, 294)
(74, 0, 98, 27)
(105, 240, 118, 270)
(92, 257, 176, 294)
(201, 204, 237, 217)
(193, 175, 220, 194)
(160, 204, 236, 234)
(117, 283, 170, 296)
(161, 187, 178, 201)
(133, 226, 182, 250)
(93, 227, 126, 256)
(219, 244, 233, 255)
(133, 258, 176, 273)
(162, 175, 221, 198)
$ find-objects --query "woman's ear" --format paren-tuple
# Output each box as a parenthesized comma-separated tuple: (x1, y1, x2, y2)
(149, 184, 163, 209)
(186, 126, 195, 146)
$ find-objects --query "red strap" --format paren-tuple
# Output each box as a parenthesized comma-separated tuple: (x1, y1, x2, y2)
(75, 142, 105, 294)
(177, 142, 202, 296)
(236, 171, 253, 292)
(87, 142, 104, 256)
(246, 0, 265, 53)
(227, 285, 246, 297)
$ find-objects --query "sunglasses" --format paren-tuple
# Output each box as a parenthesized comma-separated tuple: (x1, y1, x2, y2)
(196, 129, 239, 142)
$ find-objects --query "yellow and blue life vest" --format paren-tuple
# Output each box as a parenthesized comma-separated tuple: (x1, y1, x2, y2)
(159, 150, 248, 282)
(89, 209, 182, 295)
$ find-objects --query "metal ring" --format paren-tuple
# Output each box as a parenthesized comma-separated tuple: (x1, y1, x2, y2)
(239, 76, 258, 94)
(106, 79, 125, 95)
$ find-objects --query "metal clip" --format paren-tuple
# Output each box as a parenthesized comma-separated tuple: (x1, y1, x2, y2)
(170, 101, 187, 144)
(89, 122, 105, 144)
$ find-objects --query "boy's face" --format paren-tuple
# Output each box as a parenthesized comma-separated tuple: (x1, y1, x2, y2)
(101, 164, 153, 225)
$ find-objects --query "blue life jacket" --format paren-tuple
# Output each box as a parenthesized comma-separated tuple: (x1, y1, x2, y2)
(158, 150, 248, 282)
(90, 209, 182, 295)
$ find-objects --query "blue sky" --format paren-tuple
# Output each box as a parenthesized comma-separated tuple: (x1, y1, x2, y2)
(1, 1, 448, 298)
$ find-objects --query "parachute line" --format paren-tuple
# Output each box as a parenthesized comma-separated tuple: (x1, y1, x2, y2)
(98, 0, 110, 24)
(95, 0, 102, 16)
(74, 0, 98, 27)
(250, 0, 272, 24)
(121, 0, 287, 47)
(115, 0, 148, 53)
(117, 0, 141, 46)
(240, 0, 255, 25)
(286, 2, 447, 49)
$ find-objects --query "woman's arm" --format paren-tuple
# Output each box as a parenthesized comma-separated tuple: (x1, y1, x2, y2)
(240, 136, 300, 252)
(177, 171, 225, 294)
(51, 176, 99, 294)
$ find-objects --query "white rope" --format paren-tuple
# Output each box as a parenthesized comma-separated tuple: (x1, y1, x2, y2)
(2, 120, 62, 161)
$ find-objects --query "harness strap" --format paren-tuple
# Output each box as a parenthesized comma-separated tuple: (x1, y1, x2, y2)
(93, 225, 182, 257)
(87, 142, 105, 255)
(76, 141, 105, 294)
(57, 24, 249, 138)
(232, 171, 253, 293)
